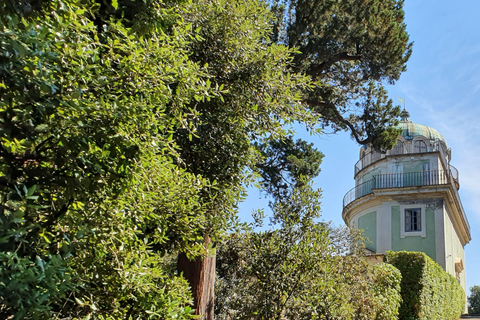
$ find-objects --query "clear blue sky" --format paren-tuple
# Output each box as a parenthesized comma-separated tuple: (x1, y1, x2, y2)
(239, 0, 480, 294)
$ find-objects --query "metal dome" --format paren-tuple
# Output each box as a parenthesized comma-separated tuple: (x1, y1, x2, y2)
(396, 110, 447, 146)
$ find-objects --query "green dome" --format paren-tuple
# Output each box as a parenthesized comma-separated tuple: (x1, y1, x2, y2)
(395, 110, 447, 146)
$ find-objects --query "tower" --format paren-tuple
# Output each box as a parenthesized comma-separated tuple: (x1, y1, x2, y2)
(342, 110, 471, 293)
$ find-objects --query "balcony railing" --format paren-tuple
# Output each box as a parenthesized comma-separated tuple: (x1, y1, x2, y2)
(355, 139, 448, 175)
(343, 169, 451, 208)
(450, 165, 459, 185)
(355, 152, 385, 175)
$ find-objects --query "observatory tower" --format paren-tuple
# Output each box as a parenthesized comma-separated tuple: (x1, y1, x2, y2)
(342, 110, 471, 292)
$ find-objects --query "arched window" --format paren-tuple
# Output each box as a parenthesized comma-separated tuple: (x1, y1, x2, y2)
(414, 140, 427, 153)
(392, 140, 404, 155)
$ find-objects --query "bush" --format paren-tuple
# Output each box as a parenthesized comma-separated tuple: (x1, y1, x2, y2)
(215, 227, 403, 320)
(386, 251, 464, 320)
(371, 263, 403, 320)
(468, 285, 480, 314)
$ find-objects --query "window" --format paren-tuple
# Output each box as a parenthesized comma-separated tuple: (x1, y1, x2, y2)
(414, 140, 427, 153)
(400, 204, 426, 238)
(392, 140, 404, 155)
(405, 208, 421, 232)
(455, 258, 463, 284)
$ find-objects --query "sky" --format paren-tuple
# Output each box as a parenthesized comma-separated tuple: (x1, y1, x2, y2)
(239, 0, 480, 294)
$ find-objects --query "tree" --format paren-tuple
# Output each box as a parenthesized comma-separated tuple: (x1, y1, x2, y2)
(274, 0, 411, 150)
(469, 285, 480, 314)
(215, 136, 402, 320)
(215, 217, 403, 319)
(0, 0, 412, 318)
(0, 0, 214, 318)
(175, 1, 316, 317)
(173, 0, 411, 316)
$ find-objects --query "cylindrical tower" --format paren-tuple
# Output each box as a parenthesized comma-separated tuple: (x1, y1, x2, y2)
(342, 110, 470, 294)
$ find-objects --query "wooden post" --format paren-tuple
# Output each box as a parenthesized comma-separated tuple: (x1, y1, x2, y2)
(177, 236, 215, 320)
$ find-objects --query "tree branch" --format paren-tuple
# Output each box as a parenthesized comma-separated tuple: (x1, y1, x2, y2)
(34, 136, 54, 154)
(307, 52, 362, 77)
(306, 99, 371, 145)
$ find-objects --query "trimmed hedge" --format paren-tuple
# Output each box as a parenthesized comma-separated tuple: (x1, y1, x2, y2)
(386, 251, 464, 320)
(371, 263, 403, 320)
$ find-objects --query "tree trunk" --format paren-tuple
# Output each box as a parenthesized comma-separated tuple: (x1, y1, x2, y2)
(177, 236, 215, 320)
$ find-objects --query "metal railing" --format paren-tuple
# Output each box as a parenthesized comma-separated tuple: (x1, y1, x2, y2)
(343, 169, 451, 208)
(450, 165, 459, 184)
(355, 151, 384, 175)
(355, 139, 448, 175)
(342, 179, 376, 207)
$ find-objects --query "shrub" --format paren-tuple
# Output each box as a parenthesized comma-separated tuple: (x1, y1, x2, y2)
(371, 263, 403, 320)
(386, 251, 464, 320)
(215, 227, 403, 320)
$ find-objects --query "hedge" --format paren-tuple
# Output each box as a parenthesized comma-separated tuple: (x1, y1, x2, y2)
(386, 251, 464, 320)
(371, 263, 403, 320)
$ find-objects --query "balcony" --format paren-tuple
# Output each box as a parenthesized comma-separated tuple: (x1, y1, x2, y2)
(343, 169, 458, 208)
(355, 139, 449, 176)
(355, 151, 385, 175)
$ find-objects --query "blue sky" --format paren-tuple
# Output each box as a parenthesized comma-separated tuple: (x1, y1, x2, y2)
(239, 0, 480, 294)
(386, 0, 480, 293)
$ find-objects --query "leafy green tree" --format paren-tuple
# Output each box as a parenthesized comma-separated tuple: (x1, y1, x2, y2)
(0, 0, 412, 318)
(0, 0, 214, 318)
(469, 285, 480, 314)
(255, 137, 324, 202)
(215, 222, 402, 319)
(273, 0, 411, 150)
(175, 1, 317, 316)
(215, 136, 402, 320)
(174, 0, 410, 315)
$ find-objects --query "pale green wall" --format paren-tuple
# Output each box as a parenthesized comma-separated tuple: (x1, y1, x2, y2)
(402, 159, 430, 173)
(358, 211, 377, 251)
(391, 206, 436, 260)
(361, 168, 381, 184)
(444, 211, 454, 275)
(444, 208, 466, 294)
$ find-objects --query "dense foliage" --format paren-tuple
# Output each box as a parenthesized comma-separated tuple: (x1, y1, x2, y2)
(0, 0, 215, 318)
(216, 225, 403, 319)
(272, 0, 411, 150)
(469, 285, 480, 314)
(371, 263, 403, 320)
(386, 251, 464, 320)
(0, 0, 412, 318)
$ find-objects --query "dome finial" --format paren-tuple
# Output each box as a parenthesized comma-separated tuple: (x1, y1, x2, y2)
(400, 109, 410, 121)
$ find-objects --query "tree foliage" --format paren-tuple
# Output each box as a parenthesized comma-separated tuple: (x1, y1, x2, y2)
(469, 285, 480, 314)
(256, 137, 323, 201)
(215, 224, 403, 319)
(175, 0, 317, 230)
(272, 0, 411, 150)
(0, 0, 412, 318)
(0, 0, 212, 318)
